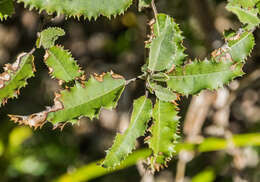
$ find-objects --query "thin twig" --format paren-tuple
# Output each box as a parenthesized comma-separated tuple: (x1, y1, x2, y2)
(151, 0, 158, 18)
(126, 78, 137, 85)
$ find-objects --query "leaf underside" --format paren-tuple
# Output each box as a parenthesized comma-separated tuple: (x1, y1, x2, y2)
(44, 46, 83, 82)
(0, 0, 14, 21)
(9, 72, 125, 128)
(102, 96, 152, 168)
(0, 53, 35, 106)
(148, 13, 186, 72)
(17, 0, 133, 20)
(37, 27, 65, 49)
(148, 100, 180, 169)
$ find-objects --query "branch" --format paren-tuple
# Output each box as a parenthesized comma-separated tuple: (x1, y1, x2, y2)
(54, 133, 260, 182)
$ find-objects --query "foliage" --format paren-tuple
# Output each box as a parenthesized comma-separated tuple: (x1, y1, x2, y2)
(36, 27, 65, 49)
(16, 0, 133, 19)
(147, 100, 180, 169)
(0, 0, 259, 175)
(102, 96, 152, 168)
(44, 46, 83, 82)
(147, 14, 186, 72)
(0, 52, 35, 106)
(0, 0, 14, 20)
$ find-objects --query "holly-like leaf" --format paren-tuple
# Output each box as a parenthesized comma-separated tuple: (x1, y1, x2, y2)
(138, 0, 151, 12)
(148, 100, 180, 170)
(36, 27, 65, 49)
(17, 0, 133, 20)
(212, 30, 255, 63)
(149, 83, 177, 102)
(9, 72, 125, 128)
(0, 0, 14, 21)
(44, 46, 83, 82)
(102, 96, 152, 168)
(228, 0, 260, 8)
(0, 52, 35, 106)
(226, 2, 260, 29)
(148, 13, 186, 72)
(162, 59, 244, 95)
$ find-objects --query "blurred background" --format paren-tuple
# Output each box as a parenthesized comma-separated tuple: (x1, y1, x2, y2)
(0, 0, 260, 181)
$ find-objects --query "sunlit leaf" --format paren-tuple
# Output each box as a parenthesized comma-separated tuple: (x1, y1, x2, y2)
(102, 96, 152, 168)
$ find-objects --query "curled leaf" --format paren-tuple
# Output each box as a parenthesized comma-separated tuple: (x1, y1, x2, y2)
(0, 52, 35, 106)
(226, 2, 260, 29)
(9, 72, 125, 129)
(36, 27, 65, 49)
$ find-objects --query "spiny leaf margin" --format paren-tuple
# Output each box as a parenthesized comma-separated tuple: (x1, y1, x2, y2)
(0, 0, 14, 21)
(36, 27, 65, 49)
(9, 72, 125, 129)
(148, 13, 186, 72)
(164, 59, 244, 95)
(17, 0, 133, 20)
(0, 52, 35, 106)
(226, 1, 260, 29)
(212, 30, 255, 63)
(147, 100, 180, 171)
(102, 96, 152, 168)
(44, 45, 83, 82)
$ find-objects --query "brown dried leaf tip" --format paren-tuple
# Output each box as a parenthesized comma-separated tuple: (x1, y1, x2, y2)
(110, 71, 124, 79)
(145, 18, 156, 46)
(94, 72, 106, 82)
(0, 53, 27, 89)
(9, 92, 64, 130)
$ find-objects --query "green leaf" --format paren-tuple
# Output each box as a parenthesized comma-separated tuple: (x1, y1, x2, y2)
(0, 52, 35, 106)
(36, 27, 65, 49)
(228, 0, 260, 8)
(148, 100, 180, 169)
(44, 46, 83, 82)
(148, 13, 186, 72)
(102, 96, 152, 168)
(17, 0, 133, 20)
(192, 168, 216, 182)
(0, 0, 14, 21)
(138, 0, 151, 12)
(149, 83, 177, 102)
(215, 30, 255, 63)
(165, 59, 244, 95)
(9, 72, 125, 128)
(226, 3, 260, 29)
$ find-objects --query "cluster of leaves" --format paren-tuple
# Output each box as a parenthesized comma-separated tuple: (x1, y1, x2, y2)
(0, 0, 259, 171)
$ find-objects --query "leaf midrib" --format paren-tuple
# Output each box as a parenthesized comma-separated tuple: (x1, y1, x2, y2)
(168, 68, 235, 79)
(48, 49, 73, 81)
(62, 81, 124, 111)
(4, 55, 33, 93)
(113, 97, 149, 158)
